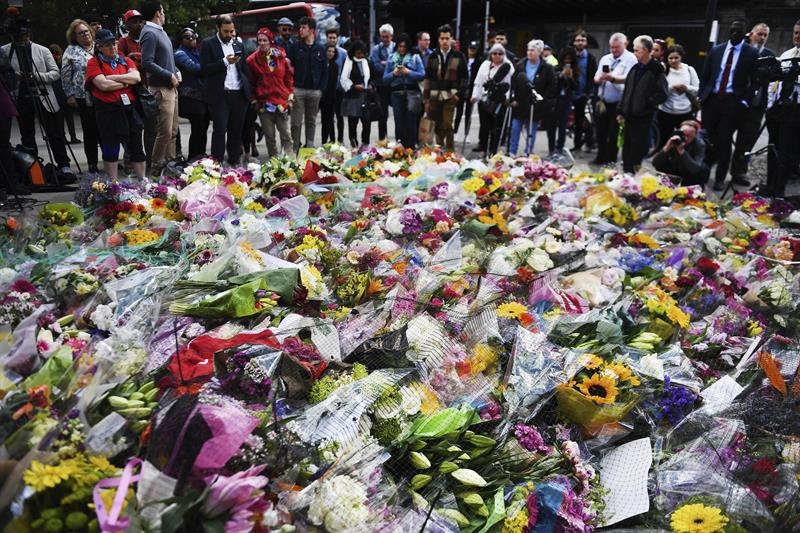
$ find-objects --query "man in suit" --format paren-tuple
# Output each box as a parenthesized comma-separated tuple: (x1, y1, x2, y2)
(140, 0, 181, 175)
(200, 15, 252, 166)
(730, 22, 776, 185)
(698, 19, 759, 191)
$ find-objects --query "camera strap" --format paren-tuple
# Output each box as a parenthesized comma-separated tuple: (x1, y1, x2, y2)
(489, 62, 510, 84)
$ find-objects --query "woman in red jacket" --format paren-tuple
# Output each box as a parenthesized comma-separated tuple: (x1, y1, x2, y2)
(247, 27, 294, 157)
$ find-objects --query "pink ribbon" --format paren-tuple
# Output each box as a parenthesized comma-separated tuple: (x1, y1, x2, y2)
(93, 458, 143, 532)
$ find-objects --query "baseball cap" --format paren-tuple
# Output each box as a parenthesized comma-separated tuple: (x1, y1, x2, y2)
(277, 17, 294, 27)
(468, 41, 478, 48)
(96, 29, 116, 45)
(123, 9, 143, 23)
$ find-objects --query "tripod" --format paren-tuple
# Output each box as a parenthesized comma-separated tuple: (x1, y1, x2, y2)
(10, 42, 81, 184)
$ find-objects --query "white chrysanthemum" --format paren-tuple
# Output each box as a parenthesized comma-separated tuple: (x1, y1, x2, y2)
(308, 475, 369, 531)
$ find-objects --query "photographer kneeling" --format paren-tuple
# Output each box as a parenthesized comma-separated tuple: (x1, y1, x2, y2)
(652, 120, 709, 186)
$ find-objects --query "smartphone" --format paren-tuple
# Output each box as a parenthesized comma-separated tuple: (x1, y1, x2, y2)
(602, 65, 610, 73)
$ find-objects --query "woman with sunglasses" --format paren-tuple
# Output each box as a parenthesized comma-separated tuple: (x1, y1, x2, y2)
(85, 29, 145, 180)
(62, 19, 99, 172)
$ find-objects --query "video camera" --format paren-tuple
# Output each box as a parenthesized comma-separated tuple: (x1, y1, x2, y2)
(754, 55, 800, 83)
(482, 78, 510, 103)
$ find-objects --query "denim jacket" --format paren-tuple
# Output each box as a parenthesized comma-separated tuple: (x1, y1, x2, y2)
(382, 52, 425, 88)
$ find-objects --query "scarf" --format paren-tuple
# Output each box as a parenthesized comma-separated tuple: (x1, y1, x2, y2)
(97, 52, 127, 70)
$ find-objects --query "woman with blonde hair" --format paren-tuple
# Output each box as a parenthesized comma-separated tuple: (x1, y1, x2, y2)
(61, 19, 99, 172)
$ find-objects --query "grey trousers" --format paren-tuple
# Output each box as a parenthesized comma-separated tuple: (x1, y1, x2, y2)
(259, 108, 293, 157)
(290, 88, 322, 153)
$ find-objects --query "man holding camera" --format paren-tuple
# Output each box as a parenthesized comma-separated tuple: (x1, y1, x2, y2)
(763, 20, 800, 197)
(652, 120, 710, 186)
(1, 20, 74, 178)
(200, 15, 251, 166)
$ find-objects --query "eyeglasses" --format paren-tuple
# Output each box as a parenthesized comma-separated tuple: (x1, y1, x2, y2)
(491, 52, 503, 55)
(77, 30, 91, 36)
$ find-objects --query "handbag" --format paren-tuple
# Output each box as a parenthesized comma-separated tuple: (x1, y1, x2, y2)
(134, 84, 159, 120)
(405, 91, 422, 114)
(361, 87, 385, 122)
(418, 116, 435, 145)
(686, 91, 701, 114)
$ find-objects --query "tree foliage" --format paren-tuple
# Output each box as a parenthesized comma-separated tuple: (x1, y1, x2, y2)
(5, 0, 248, 48)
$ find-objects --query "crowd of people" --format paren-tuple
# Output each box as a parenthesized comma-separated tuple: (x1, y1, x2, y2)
(1, 2, 799, 198)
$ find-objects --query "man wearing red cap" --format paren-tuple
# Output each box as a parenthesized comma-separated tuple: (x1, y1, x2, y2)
(119, 10, 145, 68)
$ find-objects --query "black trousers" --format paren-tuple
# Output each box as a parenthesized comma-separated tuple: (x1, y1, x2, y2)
(701, 94, 744, 184)
(75, 99, 98, 167)
(622, 115, 651, 173)
(16, 97, 70, 168)
(320, 97, 336, 144)
(595, 101, 619, 163)
(572, 95, 590, 150)
(768, 104, 800, 197)
(730, 105, 765, 179)
(376, 85, 392, 140)
(187, 112, 210, 161)
(347, 116, 371, 146)
(477, 102, 493, 152)
(209, 89, 248, 165)
(0, 114, 23, 190)
(334, 90, 344, 143)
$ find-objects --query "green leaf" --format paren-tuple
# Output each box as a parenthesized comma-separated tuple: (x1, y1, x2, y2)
(477, 488, 506, 533)
(202, 520, 227, 533)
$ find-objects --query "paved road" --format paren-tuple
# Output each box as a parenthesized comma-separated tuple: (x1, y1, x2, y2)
(5, 107, 791, 206)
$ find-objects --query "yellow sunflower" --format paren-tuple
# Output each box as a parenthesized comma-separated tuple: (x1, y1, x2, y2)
(497, 301, 528, 319)
(23, 460, 73, 492)
(606, 362, 640, 385)
(577, 373, 619, 405)
(670, 503, 729, 533)
(579, 353, 605, 370)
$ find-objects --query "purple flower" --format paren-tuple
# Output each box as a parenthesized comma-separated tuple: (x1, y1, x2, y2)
(202, 465, 269, 518)
(400, 209, 424, 235)
(514, 423, 551, 454)
(430, 182, 449, 199)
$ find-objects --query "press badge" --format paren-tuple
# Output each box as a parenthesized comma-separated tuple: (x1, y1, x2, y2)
(120, 93, 131, 106)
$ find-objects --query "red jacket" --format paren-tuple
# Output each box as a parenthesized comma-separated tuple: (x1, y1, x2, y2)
(246, 47, 293, 108)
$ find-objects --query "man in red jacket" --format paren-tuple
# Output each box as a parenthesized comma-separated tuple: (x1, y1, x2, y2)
(246, 27, 294, 156)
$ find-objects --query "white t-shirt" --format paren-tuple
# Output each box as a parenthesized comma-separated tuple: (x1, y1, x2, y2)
(471, 60, 514, 102)
(659, 64, 699, 115)
(768, 46, 800, 108)
(594, 50, 636, 103)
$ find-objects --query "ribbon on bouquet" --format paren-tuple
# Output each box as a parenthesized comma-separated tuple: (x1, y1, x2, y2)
(93, 457, 143, 532)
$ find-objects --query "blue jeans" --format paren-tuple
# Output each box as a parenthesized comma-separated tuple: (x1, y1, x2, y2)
(509, 116, 539, 156)
(390, 92, 419, 148)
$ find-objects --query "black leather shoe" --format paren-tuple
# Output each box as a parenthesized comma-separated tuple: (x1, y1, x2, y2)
(712, 180, 725, 191)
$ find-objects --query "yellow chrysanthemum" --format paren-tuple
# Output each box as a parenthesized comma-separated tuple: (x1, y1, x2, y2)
(666, 304, 690, 329)
(497, 301, 528, 319)
(502, 509, 529, 532)
(640, 176, 659, 198)
(463, 177, 485, 193)
(23, 460, 72, 492)
(125, 229, 160, 246)
(469, 344, 499, 374)
(577, 373, 619, 405)
(227, 182, 247, 200)
(670, 503, 729, 533)
(88, 454, 115, 472)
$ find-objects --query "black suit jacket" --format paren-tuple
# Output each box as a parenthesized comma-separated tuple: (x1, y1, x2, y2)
(698, 41, 759, 103)
(199, 35, 252, 103)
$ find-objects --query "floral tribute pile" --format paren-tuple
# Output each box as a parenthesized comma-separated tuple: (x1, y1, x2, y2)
(1, 144, 800, 533)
